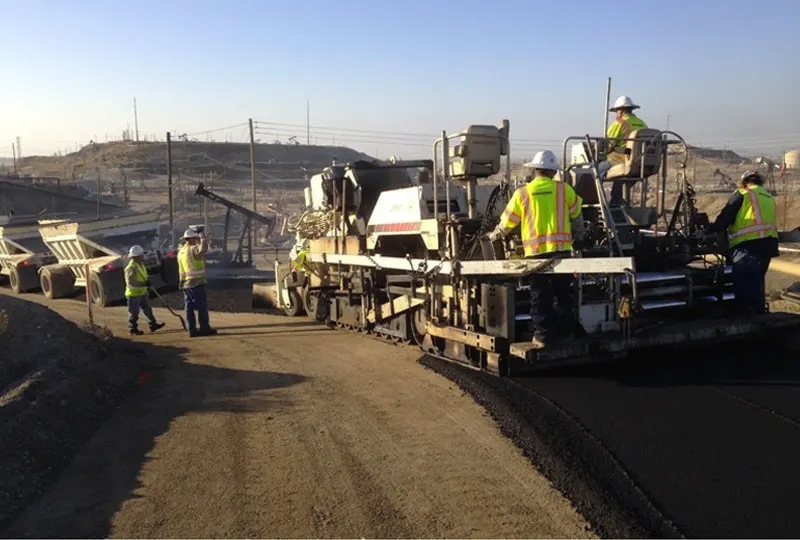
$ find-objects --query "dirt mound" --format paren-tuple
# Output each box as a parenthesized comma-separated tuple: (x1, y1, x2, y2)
(0, 295, 150, 530)
(19, 140, 374, 180)
(0, 181, 127, 219)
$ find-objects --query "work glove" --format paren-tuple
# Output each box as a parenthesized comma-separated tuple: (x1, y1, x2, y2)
(486, 230, 503, 242)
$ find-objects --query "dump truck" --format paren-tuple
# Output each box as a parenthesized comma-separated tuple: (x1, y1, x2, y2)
(0, 217, 57, 293)
(252, 115, 800, 376)
(37, 212, 179, 306)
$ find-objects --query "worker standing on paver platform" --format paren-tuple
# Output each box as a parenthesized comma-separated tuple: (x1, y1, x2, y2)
(487, 150, 583, 348)
(178, 227, 217, 337)
(709, 170, 779, 314)
(125, 245, 165, 336)
(598, 95, 648, 206)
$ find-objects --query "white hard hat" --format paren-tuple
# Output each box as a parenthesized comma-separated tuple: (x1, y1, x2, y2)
(609, 95, 640, 111)
(128, 245, 144, 257)
(523, 150, 559, 171)
(183, 228, 199, 239)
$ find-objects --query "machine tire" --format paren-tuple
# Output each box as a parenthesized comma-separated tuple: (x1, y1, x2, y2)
(410, 306, 428, 346)
(40, 265, 76, 299)
(8, 267, 21, 294)
(160, 256, 180, 290)
(89, 270, 125, 308)
(9, 265, 39, 294)
(303, 288, 330, 322)
(283, 288, 304, 317)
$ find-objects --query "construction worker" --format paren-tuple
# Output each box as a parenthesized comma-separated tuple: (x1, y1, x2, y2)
(598, 96, 648, 206)
(709, 170, 779, 314)
(125, 245, 165, 336)
(487, 150, 583, 347)
(178, 227, 217, 337)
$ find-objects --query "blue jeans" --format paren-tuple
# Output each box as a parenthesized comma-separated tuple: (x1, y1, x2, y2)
(183, 285, 211, 332)
(127, 294, 157, 330)
(731, 247, 770, 314)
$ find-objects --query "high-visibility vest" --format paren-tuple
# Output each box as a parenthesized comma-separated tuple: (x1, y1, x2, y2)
(606, 114, 648, 163)
(728, 185, 778, 248)
(498, 177, 583, 257)
(124, 260, 149, 298)
(291, 249, 309, 271)
(178, 245, 207, 286)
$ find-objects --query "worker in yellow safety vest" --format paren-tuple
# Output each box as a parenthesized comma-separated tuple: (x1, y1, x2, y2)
(178, 227, 217, 337)
(709, 171, 779, 314)
(598, 95, 648, 206)
(125, 245, 165, 336)
(487, 150, 584, 347)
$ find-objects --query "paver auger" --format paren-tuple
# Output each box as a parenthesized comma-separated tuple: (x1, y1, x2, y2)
(254, 121, 800, 375)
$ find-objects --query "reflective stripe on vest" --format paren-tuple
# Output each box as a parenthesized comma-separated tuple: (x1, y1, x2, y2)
(178, 245, 206, 283)
(728, 185, 778, 248)
(517, 179, 574, 256)
(125, 260, 148, 298)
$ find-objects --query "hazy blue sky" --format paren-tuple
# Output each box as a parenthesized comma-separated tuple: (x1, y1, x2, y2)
(2, 0, 799, 159)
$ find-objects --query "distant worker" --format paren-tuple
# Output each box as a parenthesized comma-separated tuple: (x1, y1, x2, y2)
(709, 170, 779, 314)
(487, 150, 583, 347)
(125, 245, 165, 336)
(178, 227, 217, 337)
(598, 96, 648, 206)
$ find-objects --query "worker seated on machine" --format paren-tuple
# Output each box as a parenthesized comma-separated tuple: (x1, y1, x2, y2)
(486, 150, 583, 348)
(597, 96, 648, 206)
(707, 170, 779, 315)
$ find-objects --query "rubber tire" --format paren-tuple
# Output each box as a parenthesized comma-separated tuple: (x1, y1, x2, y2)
(41, 266, 75, 300)
(8, 267, 21, 294)
(283, 288, 304, 317)
(160, 257, 180, 290)
(40, 271, 54, 299)
(303, 288, 330, 322)
(90, 272, 111, 308)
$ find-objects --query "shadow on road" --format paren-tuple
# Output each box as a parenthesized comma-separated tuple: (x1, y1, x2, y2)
(1, 337, 307, 539)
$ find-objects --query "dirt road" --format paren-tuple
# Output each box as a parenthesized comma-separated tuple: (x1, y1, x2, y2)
(2, 293, 592, 539)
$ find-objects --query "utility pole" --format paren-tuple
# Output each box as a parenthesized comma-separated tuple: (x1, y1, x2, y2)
(96, 167, 101, 220)
(11, 143, 17, 177)
(249, 118, 258, 250)
(306, 99, 310, 145)
(133, 97, 140, 142)
(167, 132, 174, 248)
(666, 113, 671, 131)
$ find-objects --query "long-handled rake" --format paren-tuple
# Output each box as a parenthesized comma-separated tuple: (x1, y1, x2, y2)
(150, 287, 187, 330)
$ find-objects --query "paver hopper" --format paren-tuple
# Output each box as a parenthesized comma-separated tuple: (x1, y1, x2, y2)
(0, 219, 57, 293)
(37, 212, 179, 306)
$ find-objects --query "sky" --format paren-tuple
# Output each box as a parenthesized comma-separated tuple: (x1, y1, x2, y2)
(2, 0, 799, 161)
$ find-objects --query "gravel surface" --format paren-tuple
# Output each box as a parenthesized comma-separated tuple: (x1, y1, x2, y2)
(3, 296, 593, 539)
(0, 295, 151, 532)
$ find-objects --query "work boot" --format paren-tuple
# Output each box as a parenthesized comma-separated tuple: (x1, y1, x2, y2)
(189, 329, 201, 338)
(129, 327, 144, 336)
(199, 327, 218, 336)
(149, 322, 166, 333)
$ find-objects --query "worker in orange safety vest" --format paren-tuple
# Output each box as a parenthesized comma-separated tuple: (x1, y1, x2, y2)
(486, 150, 584, 347)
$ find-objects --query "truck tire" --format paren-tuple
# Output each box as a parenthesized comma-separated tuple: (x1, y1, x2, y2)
(90, 268, 125, 308)
(160, 256, 180, 290)
(40, 265, 76, 299)
(10, 264, 40, 294)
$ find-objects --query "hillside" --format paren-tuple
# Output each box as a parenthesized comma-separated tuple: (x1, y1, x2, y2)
(16, 140, 374, 180)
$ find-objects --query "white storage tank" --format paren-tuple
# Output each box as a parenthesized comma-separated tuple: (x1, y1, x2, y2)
(785, 149, 800, 169)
